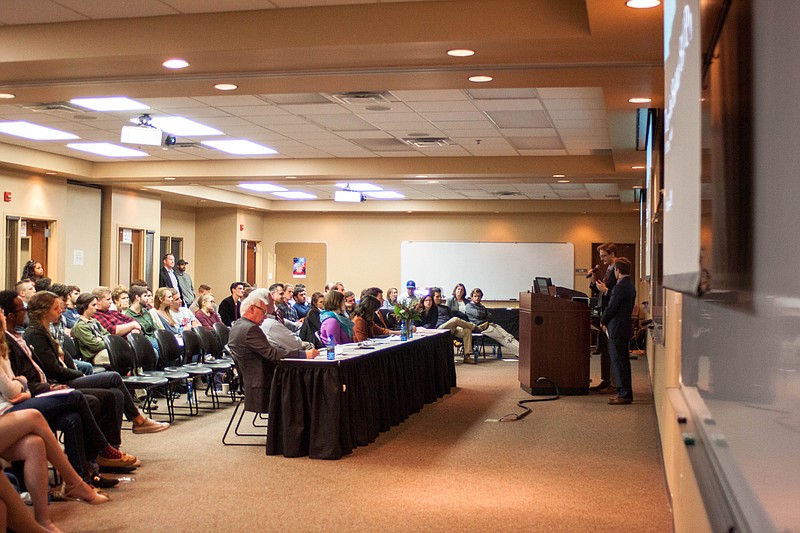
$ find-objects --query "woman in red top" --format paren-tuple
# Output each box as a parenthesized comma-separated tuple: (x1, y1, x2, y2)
(194, 294, 222, 330)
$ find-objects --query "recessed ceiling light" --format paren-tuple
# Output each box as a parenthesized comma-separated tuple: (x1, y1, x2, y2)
(631, 165, 645, 169)
(67, 142, 148, 158)
(468, 75, 493, 83)
(201, 140, 278, 155)
(273, 191, 317, 200)
(426, 180, 439, 184)
(366, 191, 405, 199)
(406, 211, 413, 214)
(164, 177, 176, 181)
(628, 97, 652, 104)
(162, 58, 189, 69)
(0, 93, 15, 99)
(416, 175, 428, 178)
(285, 176, 297, 179)
(143, 117, 222, 136)
(0, 121, 79, 140)
(552, 174, 566, 178)
(214, 83, 238, 91)
(71, 97, 149, 111)
(626, 0, 661, 8)
(336, 182, 382, 192)
(238, 183, 287, 192)
(557, 180, 570, 183)
(447, 49, 475, 57)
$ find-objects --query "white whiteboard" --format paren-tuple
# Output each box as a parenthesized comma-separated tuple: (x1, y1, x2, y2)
(400, 241, 574, 300)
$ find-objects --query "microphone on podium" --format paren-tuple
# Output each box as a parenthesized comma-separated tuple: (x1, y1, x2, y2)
(585, 265, 600, 279)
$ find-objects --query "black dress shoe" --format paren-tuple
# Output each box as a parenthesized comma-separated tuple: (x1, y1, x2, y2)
(589, 381, 609, 392)
(88, 475, 120, 489)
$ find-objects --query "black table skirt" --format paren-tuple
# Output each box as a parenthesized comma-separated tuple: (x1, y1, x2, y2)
(266, 333, 455, 460)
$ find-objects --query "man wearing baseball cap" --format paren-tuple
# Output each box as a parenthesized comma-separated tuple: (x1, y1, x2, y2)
(175, 259, 195, 306)
(398, 280, 416, 306)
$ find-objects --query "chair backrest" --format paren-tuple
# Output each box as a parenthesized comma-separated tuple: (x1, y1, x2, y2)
(61, 335, 80, 360)
(213, 322, 229, 347)
(104, 334, 137, 375)
(128, 332, 158, 372)
(196, 326, 222, 359)
(155, 329, 183, 367)
(182, 329, 204, 364)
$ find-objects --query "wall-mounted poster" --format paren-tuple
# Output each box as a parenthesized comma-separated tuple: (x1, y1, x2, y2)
(292, 257, 307, 278)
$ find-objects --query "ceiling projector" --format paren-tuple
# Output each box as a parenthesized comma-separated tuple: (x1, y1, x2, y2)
(120, 114, 176, 147)
(334, 190, 366, 202)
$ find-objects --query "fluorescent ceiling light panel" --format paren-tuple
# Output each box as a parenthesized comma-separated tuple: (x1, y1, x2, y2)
(70, 97, 149, 111)
(238, 183, 287, 192)
(147, 117, 222, 136)
(365, 191, 405, 199)
(0, 121, 78, 140)
(67, 142, 148, 157)
(273, 191, 317, 199)
(336, 182, 382, 191)
(201, 140, 277, 155)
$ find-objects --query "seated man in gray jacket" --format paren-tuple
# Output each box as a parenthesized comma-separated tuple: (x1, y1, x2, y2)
(465, 287, 520, 357)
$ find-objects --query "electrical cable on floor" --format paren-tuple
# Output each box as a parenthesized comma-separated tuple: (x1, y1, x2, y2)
(498, 377, 560, 422)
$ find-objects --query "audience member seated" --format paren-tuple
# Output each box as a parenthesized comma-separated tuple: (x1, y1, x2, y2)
(218, 282, 244, 327)
(398, 280, 417, 306)
(0, 410, 110, 533)
(352, 295, 401, 342)
(382, 287, 399, 310)
(465, 288, 518, 357)
(92, 287, 140, 338)
(189, 284, 212, 313)
(1, 313, 135, 490)
(124, 285, 160, 355)
(445, 283, 470, 317)
(168, 289, 200, 331)
(414, 293, 436, 328)
(362, 287, 394, 330)
(110, 285, 130, 313)
(292, 286, 311, 319)
(259, 298, 317, 355)
(194, 294, 222, 329)
(299, 292, 324, 348)
(72, 293, 112, 365)
(23, 291, 168, 436)
(319, 291, 354, 346)
(269, 283, 301, 332)
(343, 291, 356, 318)
(152, 288, 180, 334)
(430, 288, 479, 362)
(60, 284, 82, 329)
(33, 278, 52, 294)
(21, 260, 45, 282)
(228, 289, 317, 413)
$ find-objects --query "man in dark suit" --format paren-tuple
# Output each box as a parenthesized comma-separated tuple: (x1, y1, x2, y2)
(227, 289, 317, 413)
(589, 242, 618, 392)
(158, 253, 183, 300)
(600, 257, 636, 405)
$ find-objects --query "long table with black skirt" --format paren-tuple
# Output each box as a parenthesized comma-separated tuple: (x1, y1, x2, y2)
(266, 331, 455, 460)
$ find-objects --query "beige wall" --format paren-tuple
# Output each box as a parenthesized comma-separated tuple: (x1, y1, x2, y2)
(65, 183, 102, 289)
(261, 211, 640, 295)
(194, 208, 238, 300)
(161, 204, 197, 273)
(0, 171, 67, 284)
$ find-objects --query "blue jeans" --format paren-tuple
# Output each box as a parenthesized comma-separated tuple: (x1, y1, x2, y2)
(75, 360, 94, 375)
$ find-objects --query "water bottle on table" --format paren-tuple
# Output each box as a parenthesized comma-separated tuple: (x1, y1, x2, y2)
(326, 336, 336, 360)
(400, 320, 408, 341)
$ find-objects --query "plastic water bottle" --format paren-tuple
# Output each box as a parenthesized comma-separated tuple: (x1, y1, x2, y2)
(326, 336, 335, 360)
(400, 320, 408, 341)
(186, 379, 193, 404)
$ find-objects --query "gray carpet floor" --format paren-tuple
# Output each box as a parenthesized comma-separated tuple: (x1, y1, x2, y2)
(49, 353, 673, 532)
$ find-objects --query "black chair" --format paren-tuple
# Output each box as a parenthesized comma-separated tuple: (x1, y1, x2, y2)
(128, 333, 190, 421)
(183, 329, 231, 408)
(158, 329, 210, 415)
(212, 322, 232, 356)
(104, 335, 168, 419)
(196, 327, 236, 402)
(222, 349, 267, 447)
(61, 335, 106, 373)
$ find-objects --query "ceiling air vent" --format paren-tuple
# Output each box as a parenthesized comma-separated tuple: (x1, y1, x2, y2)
(24, 102, 88, 114)
(329, 92, 392, 105)
(401, 137, 453, 148)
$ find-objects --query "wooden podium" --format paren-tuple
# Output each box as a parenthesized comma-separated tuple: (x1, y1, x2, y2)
(518, 292, 591, 395)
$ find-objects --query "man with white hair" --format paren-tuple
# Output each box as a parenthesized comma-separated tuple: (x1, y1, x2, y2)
(228, 289, 318, 414)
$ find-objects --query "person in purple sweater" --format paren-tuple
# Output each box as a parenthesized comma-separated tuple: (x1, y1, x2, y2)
(319, 290, 354, 346)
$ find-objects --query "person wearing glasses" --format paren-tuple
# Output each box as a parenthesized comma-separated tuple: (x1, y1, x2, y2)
(194, 293, 222, 329)
(228, 290, 317, 415)
(589, 242, 618, 393)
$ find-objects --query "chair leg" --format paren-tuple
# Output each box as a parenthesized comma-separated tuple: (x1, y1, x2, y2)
(222, 400, 267, 446)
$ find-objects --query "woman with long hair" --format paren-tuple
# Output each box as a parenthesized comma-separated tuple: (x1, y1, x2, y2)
(152, 287, 179, 334)
(194, 293, 222, 330)
(445, 283, 470, 316)
(71, 294, 110, 365)
(352, 295, 400, 342)
(21, 260, 44, 281)
(415, 293, 437, 329)
(299, 292, 324, 348)
(382, 287, 399, 310)
(319, 291, 354, 346)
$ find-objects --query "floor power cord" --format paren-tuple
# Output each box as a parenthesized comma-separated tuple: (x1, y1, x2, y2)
(497, 377, 560, 422)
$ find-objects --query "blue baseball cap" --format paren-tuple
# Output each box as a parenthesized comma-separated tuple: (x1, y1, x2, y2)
(406, 280, 416, 288)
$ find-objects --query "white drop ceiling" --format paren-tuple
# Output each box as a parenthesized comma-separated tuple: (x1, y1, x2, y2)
(0, 0, 663, 207)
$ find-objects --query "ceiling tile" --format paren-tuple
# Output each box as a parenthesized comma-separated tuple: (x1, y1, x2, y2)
(306, 114, 377, 131)
(405, 101, 478, 113)
(542, 98, 605, 111)
(537, 87, 604, 99)
(486, 110, 551, 128)
(419, 111, 486, 122)
(279, 103, 348, 115)
(389, 90, 468, 102)
(474, 99, 543, 112)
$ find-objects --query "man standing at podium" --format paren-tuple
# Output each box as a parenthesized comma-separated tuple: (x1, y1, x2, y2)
(589, 242, 618, 392)
(601, 257, 635, 405)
